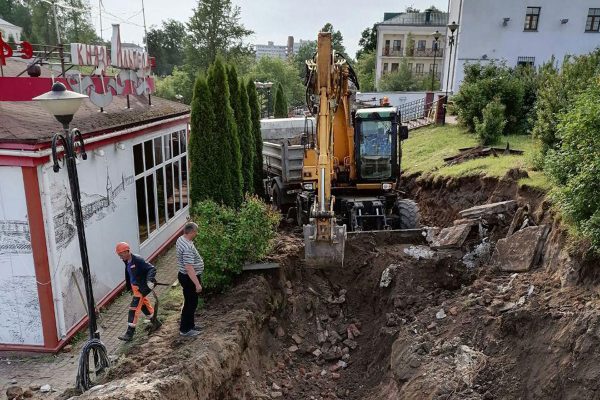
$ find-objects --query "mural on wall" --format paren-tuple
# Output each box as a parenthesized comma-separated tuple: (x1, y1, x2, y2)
(44, 151, 139, 336)
(0, 219, 31, 255)
(0, 166, 42, 345)
(0, 276, 43, 345)
(52, 168, 134, 250)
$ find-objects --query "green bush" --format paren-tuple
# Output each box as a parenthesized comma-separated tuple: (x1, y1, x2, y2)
(273, 82, 288, 118)
(532, 50, 600, 154)
(453, 62, 526, 135)
(545, 85, 600, 250)
(474, 98, 506, 145)
(192, 196, 280, 291)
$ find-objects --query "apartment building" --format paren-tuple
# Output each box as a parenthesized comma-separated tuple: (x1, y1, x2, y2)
(375, 9, 449, 85)
(255, 36, 310, 60)
(445, 0, 600, 93)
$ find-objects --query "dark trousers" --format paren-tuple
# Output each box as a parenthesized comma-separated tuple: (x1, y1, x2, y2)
(178, 272, 200, 333)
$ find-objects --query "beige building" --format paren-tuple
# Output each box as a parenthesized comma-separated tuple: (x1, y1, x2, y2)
(375, 10, 449, 87)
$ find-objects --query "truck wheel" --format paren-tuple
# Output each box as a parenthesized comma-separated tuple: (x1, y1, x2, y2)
(296, 198, 308, 226)
(272, 184, 283, 210)
(396, 199, 420, 229)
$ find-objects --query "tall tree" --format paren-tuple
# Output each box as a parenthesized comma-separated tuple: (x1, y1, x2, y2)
(238, 79, 254, 194)
(248, 56, 305, 107)
(62, 0, 99, 44)
(207, 58, 238, 206)
(273, 82, 288, 118)
(186, 0, 253, 71)
(154, 66, 194, 104)
(293, 40, 316, 82)
(247, 80, 264, 197)
(356, 24, 377, 59)
(355, 50, 376, 91)
(0, 0, 32, 40)
(189, 74, 218, 204)
(227, 65, 244, 201)
(147, 19, 187, 76)
(321, 22, 348, 60)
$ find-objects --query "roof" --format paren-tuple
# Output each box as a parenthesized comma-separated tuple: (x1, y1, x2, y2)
(0, 94, 190, 146)
(378, 11, 449, 27)
(0, 17, 19, 28)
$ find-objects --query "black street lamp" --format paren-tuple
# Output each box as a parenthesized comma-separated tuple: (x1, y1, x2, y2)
(443, 21, 459, 125)
(33, 82, 109, 391)
(255, 81, 274, 118)
(431, 30, 442, 91)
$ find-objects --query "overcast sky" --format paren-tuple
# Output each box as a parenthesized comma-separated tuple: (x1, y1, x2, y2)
(94, 0, 449, 58)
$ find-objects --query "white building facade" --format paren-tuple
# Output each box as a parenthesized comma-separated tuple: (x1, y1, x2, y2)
(255, 37, 310, 60)
(375, 10, 449, 86)
(0, 17, 23, 41)
(445, 0, 600, 93)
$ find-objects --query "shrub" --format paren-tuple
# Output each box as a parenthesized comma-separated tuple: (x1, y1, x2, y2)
(474, 98, 506, 145)
(192, 197, 280, 291)
(532, 50, 600, 154)
(545, 85, 600, 250)
(453, 62, 525, 135)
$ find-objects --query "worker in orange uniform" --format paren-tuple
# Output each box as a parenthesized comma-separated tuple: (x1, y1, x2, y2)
(115, 242, 158, 341)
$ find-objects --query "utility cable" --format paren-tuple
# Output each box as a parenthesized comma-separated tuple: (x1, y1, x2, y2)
(75, 338, 110, 392)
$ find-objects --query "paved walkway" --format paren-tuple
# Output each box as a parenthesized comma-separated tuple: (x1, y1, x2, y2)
(0, 246, 179, 398)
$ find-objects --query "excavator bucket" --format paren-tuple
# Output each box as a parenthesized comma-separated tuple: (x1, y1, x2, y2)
(303, 223, 347, 268)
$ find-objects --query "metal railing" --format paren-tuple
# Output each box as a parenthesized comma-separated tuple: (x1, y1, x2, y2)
(398, 96, 445, 130)
(382, 47, 404, 57)
(406, 47, 444, 58)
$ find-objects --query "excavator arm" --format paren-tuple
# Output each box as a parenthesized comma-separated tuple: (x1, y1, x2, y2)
(302, 32, 347, 267)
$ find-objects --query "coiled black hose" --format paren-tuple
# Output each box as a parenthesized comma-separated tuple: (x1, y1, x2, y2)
(75, 339, 110, 392)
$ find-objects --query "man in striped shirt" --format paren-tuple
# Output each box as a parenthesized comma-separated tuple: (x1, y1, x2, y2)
(176, 222, 204, 337)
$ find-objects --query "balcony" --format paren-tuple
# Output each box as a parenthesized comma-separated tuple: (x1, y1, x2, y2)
(407, 47, 444, 58)
(382, 47, 404, 57)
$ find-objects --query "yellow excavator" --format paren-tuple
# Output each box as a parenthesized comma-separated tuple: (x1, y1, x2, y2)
(297, 32, 420, 267)
(262, 32, 421, 267)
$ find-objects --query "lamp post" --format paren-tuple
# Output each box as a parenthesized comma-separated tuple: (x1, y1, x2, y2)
(431, 30, 442, 91)
(33, 83, 99, 341)
(443, 21, 459, 125)
(255, 81, 274, 118)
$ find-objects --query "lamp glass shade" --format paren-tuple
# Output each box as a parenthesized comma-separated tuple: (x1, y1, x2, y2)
(433, 30, 442, 40)
(33, 82, 88, 118)
(448, 21, 459, 33)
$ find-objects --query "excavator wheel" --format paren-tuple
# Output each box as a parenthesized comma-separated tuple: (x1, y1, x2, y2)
(296, 198, 308, 227)
(396, 199, 420, 229)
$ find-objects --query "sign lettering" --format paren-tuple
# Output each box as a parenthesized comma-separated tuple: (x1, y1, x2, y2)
(0, 32, 33, 66)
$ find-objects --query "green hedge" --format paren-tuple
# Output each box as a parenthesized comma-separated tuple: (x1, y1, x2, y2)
(192, 196, 280, 291)
(545, 85, 600, 250)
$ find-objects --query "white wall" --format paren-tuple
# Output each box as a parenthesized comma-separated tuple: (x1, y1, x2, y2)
(0, 167, 43, 345)
(0, 24, 22, 41)
(39, 122, 189, 338)
(447, 0, 600, 92)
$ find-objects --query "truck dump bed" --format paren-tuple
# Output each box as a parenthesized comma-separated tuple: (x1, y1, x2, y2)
(263, 142, 304, 184)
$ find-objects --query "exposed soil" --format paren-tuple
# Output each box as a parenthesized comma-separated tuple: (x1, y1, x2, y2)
(67, 171, 600, 400)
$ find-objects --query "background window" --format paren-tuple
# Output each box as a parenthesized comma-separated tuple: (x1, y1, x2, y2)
(392, 40, 401, 52)
(134, 127, 189, 244)
(391, 63, 399, 72)
(524, 7, 541, 31)
(383, 63, 388, 74)
(417, 40, 426, 50)
(415, 63, 424, 76)
(586, 8, 600, 32)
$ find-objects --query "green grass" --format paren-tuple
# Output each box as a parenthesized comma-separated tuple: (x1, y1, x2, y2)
(402, 125, 551, 191)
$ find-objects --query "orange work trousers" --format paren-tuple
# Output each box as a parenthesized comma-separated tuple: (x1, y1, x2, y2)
(127, 285, 154, 328)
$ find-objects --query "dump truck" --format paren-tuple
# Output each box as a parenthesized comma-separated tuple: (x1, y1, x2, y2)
(263, 32, 421, 267)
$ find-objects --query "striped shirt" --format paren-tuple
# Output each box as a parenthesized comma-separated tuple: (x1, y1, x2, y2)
(176, 236, 204, 275)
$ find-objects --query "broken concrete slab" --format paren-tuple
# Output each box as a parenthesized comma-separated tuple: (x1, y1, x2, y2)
(431, 224, 473, 249)
(459, 200, 517, 219)
(242, 262, 280, 271)
(493, 225, 549, 272)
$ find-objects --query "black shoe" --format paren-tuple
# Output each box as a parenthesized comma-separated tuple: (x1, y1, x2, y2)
(118, 326, 135, 341)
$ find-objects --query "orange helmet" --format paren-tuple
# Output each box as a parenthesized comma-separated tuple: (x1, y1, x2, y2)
(115, 242, 130, 254)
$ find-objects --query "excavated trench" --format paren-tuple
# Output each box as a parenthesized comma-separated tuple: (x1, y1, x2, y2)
(73, 172, 600, 400)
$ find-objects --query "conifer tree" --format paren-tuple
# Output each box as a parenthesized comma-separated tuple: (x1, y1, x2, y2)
(225, 65, 244, 206)
(247, 80, 264, 197)
(207, 58, 236, 206)
(189, 74, 219, 204)
(238, 79, 255, 194)
(273, 82, 288, 118)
